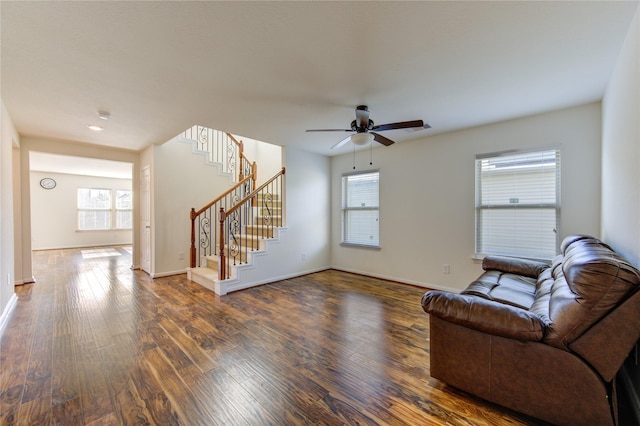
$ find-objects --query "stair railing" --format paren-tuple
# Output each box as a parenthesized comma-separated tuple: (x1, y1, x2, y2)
(190, 163, 257, 268)
(218, 167, 286, 280)
(182, 125, 255, 183)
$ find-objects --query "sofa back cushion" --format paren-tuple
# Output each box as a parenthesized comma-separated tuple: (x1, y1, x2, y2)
(543, 236, 640, 348)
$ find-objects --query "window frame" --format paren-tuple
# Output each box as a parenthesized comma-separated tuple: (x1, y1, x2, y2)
(475, 148, 561, 261)
(77, 188, 133, 231)
(341, 169, 381, 249)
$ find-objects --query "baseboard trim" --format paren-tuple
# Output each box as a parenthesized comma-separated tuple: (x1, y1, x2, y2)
(330, 267, 461, 294)
(0, 294, 18, 338)
(32, 242, 132, 251)
(219, 267, 330, 295)
(14, 276, 36, 285)
(621, 364, 640, 425)
(151, 270, 187, 279)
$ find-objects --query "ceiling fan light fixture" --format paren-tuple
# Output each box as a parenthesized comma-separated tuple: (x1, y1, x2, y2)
(351, 132, 374, 146)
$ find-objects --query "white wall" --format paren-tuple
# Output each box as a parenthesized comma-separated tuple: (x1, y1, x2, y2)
(223, 146, 331, 289)
(140, 145, 154, 273)
(602, 9, 640, 266)
(601, 7, 640, 415)
(233, 134, 283, 185)
(30, 171, 132, 250)
(12, 147, 23, 284)
(1, 100, 19, 321)
(149, 135, 285, 277)
(151, 137, 243, 276)
(331, 102, 602, 292)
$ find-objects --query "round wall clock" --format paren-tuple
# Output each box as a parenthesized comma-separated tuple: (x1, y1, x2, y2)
(40, 178, 56, 189)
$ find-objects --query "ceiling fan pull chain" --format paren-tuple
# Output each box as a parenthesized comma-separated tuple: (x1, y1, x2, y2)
(370, 141, 373, 166)
(353, 143, 356, 170)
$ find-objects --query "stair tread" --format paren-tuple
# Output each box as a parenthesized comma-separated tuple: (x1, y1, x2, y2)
(191, 266, 218, 279)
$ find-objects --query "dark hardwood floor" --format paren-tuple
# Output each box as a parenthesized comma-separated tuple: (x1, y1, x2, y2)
(0, 246, 548, 425)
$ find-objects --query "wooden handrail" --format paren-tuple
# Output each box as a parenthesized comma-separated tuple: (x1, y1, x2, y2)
(192, 173, 255, 217)
(224, 167, 285, 217)
(225, 132, 242, 148)
(226, 132, 256, 183)
(190, 166, 257, 268)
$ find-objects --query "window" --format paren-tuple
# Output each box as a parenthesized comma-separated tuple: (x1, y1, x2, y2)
(115, 190, 133, 229)
(341, 170, 380, 247)
(77, 188, 132, 230)
(475, 149, 560, 261)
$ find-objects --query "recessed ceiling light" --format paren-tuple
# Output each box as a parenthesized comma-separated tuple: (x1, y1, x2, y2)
(98, 111, 110, 120)
(88, 125, 104, 132)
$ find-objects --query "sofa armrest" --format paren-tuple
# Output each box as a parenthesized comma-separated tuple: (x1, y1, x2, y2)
(421, 290, 544, 341)
(482, 255, 549, 278)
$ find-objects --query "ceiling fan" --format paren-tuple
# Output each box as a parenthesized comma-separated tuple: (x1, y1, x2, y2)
(306, 105, 430, 149)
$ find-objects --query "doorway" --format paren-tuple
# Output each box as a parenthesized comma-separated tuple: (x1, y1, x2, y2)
(29, 151, 134, 254)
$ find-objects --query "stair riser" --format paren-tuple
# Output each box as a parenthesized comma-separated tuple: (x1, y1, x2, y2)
(256, 205, 281, 212)
(206, 252, 254, 269)
(244, 228, 276, 238)
(254, 194, 280, 201)
(201, 249, 253, 271)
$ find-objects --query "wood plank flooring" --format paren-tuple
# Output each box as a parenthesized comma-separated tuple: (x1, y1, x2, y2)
(1, 246, 546, 425)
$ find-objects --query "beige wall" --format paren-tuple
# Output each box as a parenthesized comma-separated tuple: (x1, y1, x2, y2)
(331, 102, 602, 292)
(30, 171, 132, 250)
(0, 100, 19, 320)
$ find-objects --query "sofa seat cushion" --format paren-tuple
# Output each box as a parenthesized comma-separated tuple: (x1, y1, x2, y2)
(463, 271, 537, 310)
(462, 256, 550, 310)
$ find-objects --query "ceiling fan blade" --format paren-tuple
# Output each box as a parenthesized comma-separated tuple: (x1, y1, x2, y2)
(355, 105, 370, 128)
(372, 120, 424, 132)
(306, 129, 352, 132)
(331, 135, 353, 149)
(371, 132, 395, 146)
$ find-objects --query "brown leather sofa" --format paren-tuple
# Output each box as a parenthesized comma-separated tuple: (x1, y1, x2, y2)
(421, 235, 640, 425)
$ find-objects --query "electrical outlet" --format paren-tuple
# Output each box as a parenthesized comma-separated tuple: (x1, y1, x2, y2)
(442, 264, 450, 274)
(178, 251, 185, 260)
(301, 252, 307, 260)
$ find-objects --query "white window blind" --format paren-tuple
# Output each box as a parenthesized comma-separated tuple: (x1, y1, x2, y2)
(78, 188, 133, 231)
(78, 188, 112, 230)
(475, 149, 560, 261)
(342, 171, 380, 247)
(115, 190, 133, 229)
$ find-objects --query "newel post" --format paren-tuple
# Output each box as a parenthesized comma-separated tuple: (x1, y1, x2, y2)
(218, 207, 226, 280)
(190, 208, 197, 268)
(238, 140, 244, 181)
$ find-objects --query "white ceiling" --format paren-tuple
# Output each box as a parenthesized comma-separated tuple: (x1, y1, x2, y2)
(2, 1, 638, 157)
(29, 152, 132, 180)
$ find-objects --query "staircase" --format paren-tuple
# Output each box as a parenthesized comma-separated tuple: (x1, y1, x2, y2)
(180, 125, 286, 295)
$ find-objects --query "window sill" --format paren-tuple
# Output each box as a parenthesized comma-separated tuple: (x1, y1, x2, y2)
(473, 253, 552, 264)
(340, 242, 381, 250)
